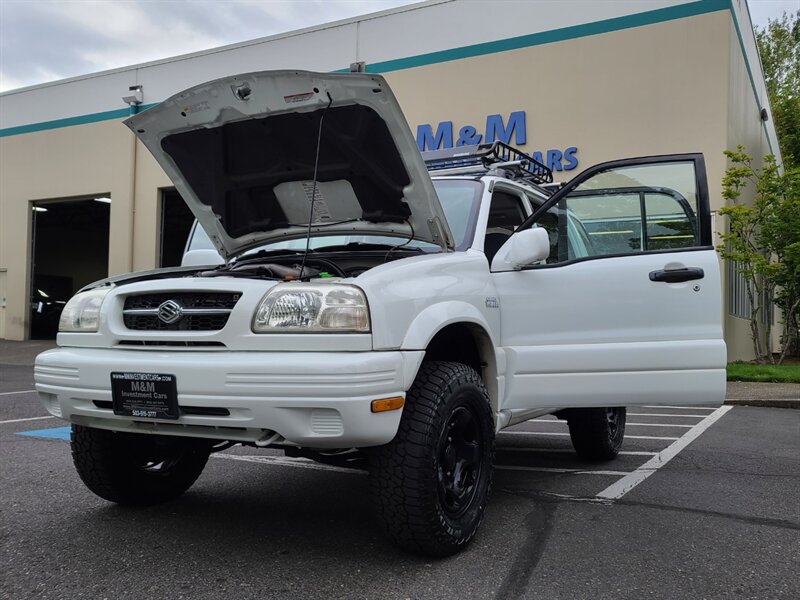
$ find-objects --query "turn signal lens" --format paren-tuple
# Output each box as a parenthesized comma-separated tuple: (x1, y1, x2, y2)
(370, 397, 405, 413)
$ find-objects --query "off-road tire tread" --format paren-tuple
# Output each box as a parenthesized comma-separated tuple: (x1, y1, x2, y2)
(567, 407, 626, 462)
(370, 361, 495, 556)
(71, 424, 210, 506)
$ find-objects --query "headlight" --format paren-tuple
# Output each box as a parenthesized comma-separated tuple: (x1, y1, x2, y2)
(58, 287, 111, 332)
(253, 284, 370, 333)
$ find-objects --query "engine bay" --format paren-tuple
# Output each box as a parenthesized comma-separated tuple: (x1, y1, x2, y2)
(195, 245, 431, 282)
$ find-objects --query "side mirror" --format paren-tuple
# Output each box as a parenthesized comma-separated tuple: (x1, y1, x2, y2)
(490, 227, 550, 271)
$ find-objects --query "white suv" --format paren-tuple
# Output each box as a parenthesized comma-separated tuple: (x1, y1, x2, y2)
(35, 71, 726, 556)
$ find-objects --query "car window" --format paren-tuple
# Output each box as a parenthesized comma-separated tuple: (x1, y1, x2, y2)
(432, 180, 483, 250)
(534, 161, 700, 264)
(643, 192, 696, 251)
(535, 203, 595, 263)
(484, 189, 527, 262)
(185, 179, 484, 256)
(487, 190, 526, 233)
(186, 224, 216, 251)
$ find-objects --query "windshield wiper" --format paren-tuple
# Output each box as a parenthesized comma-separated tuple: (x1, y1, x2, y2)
(311, 242, 427, 252)
(229, 248, 305, 267)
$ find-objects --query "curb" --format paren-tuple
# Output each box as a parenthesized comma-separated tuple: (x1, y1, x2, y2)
(724, 398, 800, 410)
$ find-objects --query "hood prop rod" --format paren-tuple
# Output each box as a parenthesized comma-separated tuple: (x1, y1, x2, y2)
(299, 92, 334, 280)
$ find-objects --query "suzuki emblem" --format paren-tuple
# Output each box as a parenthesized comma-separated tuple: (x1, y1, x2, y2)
(157, 300, 184, 324)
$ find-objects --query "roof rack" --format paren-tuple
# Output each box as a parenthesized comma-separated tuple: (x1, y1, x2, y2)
(422, 141, 554, 185)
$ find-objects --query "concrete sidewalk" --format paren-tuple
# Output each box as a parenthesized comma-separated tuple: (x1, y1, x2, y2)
(725, 381, 800, 409)
(2, 339, 798, 408)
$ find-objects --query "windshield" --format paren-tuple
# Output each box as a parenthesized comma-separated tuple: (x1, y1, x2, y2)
(186, 179, 483, 256)
(434, 179, 483, 249)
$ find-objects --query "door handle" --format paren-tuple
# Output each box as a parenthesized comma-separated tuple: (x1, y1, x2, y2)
(649, 267, 704, 283)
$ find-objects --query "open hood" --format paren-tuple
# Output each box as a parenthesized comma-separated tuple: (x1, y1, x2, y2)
(125, 70, 454, 261)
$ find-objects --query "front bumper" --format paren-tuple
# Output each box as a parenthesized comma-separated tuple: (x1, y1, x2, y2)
(34, 347, 424, 448)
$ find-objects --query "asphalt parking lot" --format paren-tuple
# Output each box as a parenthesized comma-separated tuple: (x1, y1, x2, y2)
(2, 356, 798, 600)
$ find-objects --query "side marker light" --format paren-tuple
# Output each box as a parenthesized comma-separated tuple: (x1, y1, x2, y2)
(370, 397, 405, 413)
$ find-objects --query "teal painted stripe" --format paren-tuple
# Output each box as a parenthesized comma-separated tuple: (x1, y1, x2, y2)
(364, 0, 730, 73)
(0, 103, 156, 138)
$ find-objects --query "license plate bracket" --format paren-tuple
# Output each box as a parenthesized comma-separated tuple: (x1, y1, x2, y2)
(111, 372, 179, 420)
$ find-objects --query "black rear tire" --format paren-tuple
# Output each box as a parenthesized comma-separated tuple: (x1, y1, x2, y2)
(71, 425, 211, 506)
(566, 407, 626, 462)
(370, 361, 495, 556)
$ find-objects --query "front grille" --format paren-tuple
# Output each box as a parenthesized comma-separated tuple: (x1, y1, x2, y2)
(124, 314, 230, 330)
(118, 340, 227, 347)
(123, 292, 240, 331)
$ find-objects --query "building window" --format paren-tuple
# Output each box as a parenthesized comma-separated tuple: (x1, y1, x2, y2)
(727, 260, 772, 324)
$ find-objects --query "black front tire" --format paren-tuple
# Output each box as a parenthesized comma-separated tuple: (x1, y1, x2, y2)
(71, 425, 211, 506)
(370, 361, 495, 556)
(566, 407, 626, 462)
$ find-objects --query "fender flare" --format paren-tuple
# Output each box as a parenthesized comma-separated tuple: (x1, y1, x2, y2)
(400, 301, 494, 350)
(400, 301, 506, 412)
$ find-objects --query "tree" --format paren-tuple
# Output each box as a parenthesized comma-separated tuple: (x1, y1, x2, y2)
(718, 147, 800, 363)
(761, 165, 800, 362)
(756, 10, 800, 168)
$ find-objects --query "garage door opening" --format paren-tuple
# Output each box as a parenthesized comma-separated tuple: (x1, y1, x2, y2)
(160, 189, 194, 267)
(30, 197, 110, 339)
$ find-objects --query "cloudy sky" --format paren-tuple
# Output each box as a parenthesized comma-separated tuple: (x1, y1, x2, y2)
(0, 0, 796, 93)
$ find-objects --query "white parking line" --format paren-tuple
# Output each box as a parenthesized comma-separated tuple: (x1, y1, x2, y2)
(498, 447, 657, 458)
(642, 405, 716, 410)
(500, 431, 680, 441)
(211, 453, 367, 475)
(596, 405, 733, 500)
(210, 406, 730, 499)
(525, 419, 694, 429)
(502, 431, 572, 436)
(626, 422, 694, 428)
(0, 389, 37, 396)
(627, 413, 706, 418)
(617, 451, 659, 456)
(498, 447, 575, 453)
(496, 465, 630, 476)
(0, 415, 54, 425)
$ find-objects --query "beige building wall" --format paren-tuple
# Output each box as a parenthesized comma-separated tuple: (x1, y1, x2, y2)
(388, 11, 731, 195)
(0, 7, 773, 352)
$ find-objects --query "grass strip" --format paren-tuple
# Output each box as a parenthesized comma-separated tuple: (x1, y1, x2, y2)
(727, 361, 800, 383)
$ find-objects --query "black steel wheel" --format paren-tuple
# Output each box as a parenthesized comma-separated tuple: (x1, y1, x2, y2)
(437, 406, 484, 518)
(370, 361, 495, 556)
(71, 425, 211, 505)
(566, 407, 626, 462)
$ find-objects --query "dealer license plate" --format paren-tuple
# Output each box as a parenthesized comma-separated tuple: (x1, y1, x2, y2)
(111, 372, 179, 420)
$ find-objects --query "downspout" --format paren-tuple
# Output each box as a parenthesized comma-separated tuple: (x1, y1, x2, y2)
(124, 85, 143, 273)
(128, 104, 137, 273)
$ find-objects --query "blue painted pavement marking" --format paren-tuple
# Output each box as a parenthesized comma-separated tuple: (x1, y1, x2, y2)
(16, 426, 71, 441)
